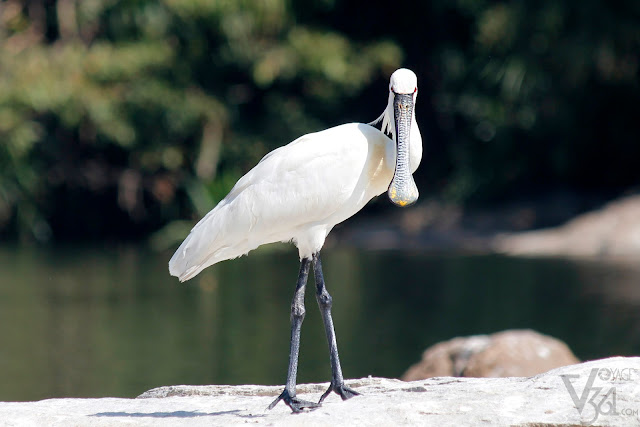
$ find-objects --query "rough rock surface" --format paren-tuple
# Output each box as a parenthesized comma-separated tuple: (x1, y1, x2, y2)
(1, 357, 639, 426)
(402, 329, 579, 380)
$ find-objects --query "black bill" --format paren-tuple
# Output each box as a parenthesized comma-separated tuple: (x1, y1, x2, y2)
(387, 92, 419, 207)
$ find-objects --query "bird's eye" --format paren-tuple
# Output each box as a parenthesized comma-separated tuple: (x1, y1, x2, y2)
(413, 87, 417, 93)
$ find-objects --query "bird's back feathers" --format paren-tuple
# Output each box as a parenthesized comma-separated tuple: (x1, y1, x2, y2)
(169, 123, 393, 281)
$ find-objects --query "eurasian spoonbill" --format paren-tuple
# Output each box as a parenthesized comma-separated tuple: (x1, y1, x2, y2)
(169, 68, 422, 412)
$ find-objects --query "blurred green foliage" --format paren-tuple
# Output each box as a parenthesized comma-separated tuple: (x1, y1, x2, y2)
(0, 0, 638, 242)
(431, 0, 640, 202)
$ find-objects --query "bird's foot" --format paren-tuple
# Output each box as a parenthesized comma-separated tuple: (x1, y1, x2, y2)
(318, 381, 360, 403)
(268, 388, 320, 413)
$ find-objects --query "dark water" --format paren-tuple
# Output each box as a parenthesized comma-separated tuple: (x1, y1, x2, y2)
(0, 244, 639, 401)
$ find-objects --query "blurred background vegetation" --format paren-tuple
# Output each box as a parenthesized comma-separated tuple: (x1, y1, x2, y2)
(0, 0, 638, 243)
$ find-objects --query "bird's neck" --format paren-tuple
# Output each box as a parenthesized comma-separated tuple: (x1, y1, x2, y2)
(409, 116, 422, 174)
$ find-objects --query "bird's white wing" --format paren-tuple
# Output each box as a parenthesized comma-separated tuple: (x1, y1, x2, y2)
(169, 123, 385, 281)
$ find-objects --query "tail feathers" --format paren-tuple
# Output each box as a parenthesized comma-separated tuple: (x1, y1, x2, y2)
(168, 202, 254, 281)
(169, 243, 210, 282)
(168, 207, 223, 281)
(169, 230, 222, 282)
(171, 260, 208, 282)
(169, 238, 251, 282)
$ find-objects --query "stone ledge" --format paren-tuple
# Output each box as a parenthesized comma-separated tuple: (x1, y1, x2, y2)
(1, 357, 639, 426)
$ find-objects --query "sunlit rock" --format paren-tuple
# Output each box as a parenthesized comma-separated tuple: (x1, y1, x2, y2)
(402, 329, 579, 380)
(495, 194, 640, 258)
(0, 357, 638, 426)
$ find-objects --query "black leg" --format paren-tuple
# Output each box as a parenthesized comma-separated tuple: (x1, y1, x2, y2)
(312, 252, 360, 403)
(268, 257, 320, 413)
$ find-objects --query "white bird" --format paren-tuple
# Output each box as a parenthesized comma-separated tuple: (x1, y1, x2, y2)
(169, 68, 422, 412)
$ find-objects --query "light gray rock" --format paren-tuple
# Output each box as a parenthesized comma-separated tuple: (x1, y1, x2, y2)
(495, 194, 640, 258)
(1, 357, 639, 426)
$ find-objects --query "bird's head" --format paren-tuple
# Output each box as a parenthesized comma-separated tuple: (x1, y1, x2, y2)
(372, 68, 419, 207)
(389, 68, 418, 98)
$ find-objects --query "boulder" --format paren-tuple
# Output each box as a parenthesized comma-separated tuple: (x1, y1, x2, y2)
(494, 194, 640, 258)
(402, 330, 580, 380)
(0, 357, 638, 426)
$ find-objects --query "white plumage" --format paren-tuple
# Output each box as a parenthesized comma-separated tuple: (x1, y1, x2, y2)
(169, 68, 422, 282)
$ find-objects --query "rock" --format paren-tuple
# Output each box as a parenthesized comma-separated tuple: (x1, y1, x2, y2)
(464, 330, 580, 377)
(402, 334, 492, 379)
(495, 194, 640, 258)
(333, 193, 640, 259)
(1, 357, 639, 426)
(402, 330, 580, 380)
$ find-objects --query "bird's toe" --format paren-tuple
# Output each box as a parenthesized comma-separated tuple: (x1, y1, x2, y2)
(319, 382, 360, 403)
(268, 389, 320, 413)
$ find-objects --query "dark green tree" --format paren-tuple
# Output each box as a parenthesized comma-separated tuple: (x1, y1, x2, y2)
(0, 0, 401, 242)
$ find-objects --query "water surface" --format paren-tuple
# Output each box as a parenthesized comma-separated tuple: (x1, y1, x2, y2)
(0, 245, 638, 401)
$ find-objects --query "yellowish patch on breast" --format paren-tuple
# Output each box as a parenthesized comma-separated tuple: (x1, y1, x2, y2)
(366, 142, 394, 195)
